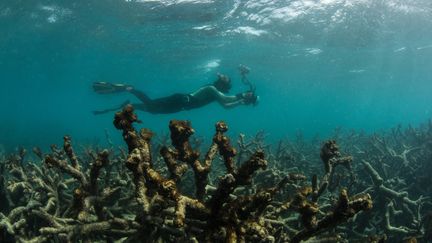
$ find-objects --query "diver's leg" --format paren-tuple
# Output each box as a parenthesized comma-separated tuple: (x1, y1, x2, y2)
(145, 94, 187, 114)
(133, 103, 152, 113)
(93, 82, 133, 94)
(129, 89, 152, 104)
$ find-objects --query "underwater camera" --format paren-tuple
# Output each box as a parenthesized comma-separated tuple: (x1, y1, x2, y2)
(239, 64, 250, 76)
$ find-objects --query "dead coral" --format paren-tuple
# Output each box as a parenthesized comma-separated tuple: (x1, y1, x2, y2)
(111, 105, 372, 242)
(291, 188, 372, 243)
(44, 144, 111, 221)
(0, 104, 387, 242)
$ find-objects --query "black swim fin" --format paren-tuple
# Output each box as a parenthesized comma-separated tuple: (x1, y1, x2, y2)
(93, 82, 132, 94)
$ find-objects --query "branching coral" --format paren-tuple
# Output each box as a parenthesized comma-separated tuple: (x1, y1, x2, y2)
(291, 188, 372, 243)
(362, 160, 425, 238)
(110, 105, 372, 242)
(13, 104, 432, 242)
(44, 143, 111, 221)
(0, 135, 137, 242)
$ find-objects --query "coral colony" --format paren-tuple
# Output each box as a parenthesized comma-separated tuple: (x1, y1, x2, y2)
(1, 105, 431, 242)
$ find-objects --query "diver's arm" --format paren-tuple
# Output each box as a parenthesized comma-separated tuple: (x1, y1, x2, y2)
(212, 88, 257, 107)
(221, 99, 245, 109)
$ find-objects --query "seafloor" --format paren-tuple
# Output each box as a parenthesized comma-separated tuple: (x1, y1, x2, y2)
(1, 105, 431, 242)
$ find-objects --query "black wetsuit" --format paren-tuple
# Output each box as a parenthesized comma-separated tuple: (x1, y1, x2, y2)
(131, 89, 214, 114)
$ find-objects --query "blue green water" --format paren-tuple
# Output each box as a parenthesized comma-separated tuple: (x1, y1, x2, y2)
(1, 0, 432, 150)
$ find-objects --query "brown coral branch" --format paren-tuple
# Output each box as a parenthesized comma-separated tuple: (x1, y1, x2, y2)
(129, 146, 209, 228)
(209, 151, 267, 217)
(89, 150, 110, 195)
(113, 104, 142, 152)
(166, 120, 214, 200)
(160, 146, 188, 182)
(114, 107, 210, 228)
(312, 140, 354, 202)
(291, 189, 372, 243)
(44, 138, 111, 222)
(44, 155, 88, 187)
(63, 136, 80, 169)
(214, 121, 237, 174)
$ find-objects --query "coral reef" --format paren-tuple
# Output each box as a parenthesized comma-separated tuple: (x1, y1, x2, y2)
(0, 105, 431, 242)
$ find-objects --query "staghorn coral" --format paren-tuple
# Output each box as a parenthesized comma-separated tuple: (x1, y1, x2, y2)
(0, 104, 369, 242)
(0, 136, 137, 242)
(12, 105, 432, 242)
(225, 120, 432, 242)
(110, 105, 372, 242)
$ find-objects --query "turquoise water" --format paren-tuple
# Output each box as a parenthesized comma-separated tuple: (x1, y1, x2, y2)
(1, 0, 431, 150)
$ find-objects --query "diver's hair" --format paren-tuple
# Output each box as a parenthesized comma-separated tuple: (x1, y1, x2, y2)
(213, 74, 232, 93)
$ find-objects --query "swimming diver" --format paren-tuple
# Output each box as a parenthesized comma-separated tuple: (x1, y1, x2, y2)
(92, 73, 258, 115)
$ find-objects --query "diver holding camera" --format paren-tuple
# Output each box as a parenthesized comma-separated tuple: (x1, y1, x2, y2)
(92, 66, 258, 115)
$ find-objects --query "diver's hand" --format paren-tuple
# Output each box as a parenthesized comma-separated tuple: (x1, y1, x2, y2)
(237, 91, 257, 105)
